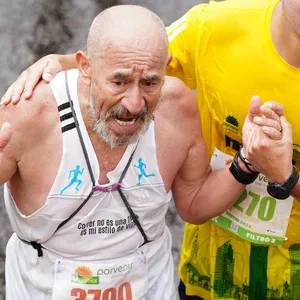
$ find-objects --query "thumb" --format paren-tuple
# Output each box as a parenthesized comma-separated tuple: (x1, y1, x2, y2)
(247, 95, 262, 122)
(0, 122, 12, 150)
(280, 116, 292, 142)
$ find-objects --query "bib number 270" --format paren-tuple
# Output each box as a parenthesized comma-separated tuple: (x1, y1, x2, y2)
(233, 190, 277, 222)
(71, 282, 132, 300)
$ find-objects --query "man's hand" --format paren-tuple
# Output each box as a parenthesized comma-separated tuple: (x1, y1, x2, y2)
(1, 54, 76, 105)
(242, 96, 284, 142)
(242, 96, 293, 183)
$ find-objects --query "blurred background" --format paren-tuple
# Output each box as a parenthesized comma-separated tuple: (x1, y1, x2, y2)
(0, 0, 208, 298)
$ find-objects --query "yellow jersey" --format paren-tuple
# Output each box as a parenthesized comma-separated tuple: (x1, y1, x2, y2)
(167, 0, 300, 299)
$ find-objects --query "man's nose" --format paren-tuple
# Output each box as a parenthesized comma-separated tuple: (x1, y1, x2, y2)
(121, 86, 146, 115)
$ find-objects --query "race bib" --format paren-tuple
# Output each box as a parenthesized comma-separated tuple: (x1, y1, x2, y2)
(52, 251, 147, 300)
(210, 148, 294, 246)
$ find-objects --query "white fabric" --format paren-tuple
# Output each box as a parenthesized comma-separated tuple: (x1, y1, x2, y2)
(5, 70, 178, 300)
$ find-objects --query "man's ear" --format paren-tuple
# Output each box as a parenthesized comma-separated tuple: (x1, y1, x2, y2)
(76, 50, 91, 86)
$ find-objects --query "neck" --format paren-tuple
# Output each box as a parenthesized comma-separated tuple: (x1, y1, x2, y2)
(271, 1, 300, 68)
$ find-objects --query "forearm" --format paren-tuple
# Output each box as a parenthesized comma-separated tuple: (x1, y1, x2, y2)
(58, 54, 77, 70)
(182, 166, 246, 224)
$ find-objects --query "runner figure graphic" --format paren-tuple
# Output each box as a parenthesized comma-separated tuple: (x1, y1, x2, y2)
(134, 158, 155, 186)
(60, 165, 85, 195)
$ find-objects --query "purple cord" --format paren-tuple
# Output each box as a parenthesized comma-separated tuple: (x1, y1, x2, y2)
(92, 183, 121, 193)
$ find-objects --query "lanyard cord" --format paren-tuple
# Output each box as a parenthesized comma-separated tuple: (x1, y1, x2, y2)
(62, 71, 149, 245)
(117, 188, 150, 246)
(116, 149, 150, 246)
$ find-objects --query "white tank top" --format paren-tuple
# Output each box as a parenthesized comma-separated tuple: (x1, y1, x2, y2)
(4, 70, 178, 300)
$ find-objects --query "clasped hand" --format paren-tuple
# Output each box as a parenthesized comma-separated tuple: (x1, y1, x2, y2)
(242, 96, 293, 183)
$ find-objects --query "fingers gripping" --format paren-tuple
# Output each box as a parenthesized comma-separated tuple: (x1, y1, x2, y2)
(253, 115, 282, 133)
(264, 101, 284, 117)
(42, 58, 62, 82)
(22, 60, 53, 100)
(260, 104, 280, 122)
(252, 100, 284, 140)
(1, 71, 29, 105)
(261, 126, 282, 140)
(1, 83, 16, 105)
(1, 54, 61, 105)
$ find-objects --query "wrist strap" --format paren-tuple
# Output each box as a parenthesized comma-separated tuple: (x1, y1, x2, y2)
(238, 146, 258, 174)
(229, 153, 259, 185)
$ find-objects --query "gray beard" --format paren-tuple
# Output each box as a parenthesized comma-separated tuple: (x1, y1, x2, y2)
(89, 96, 152, 148)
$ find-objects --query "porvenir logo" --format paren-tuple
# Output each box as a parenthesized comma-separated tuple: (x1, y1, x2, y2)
(72, 266, 99, 284)
(224, 115, 239, 133)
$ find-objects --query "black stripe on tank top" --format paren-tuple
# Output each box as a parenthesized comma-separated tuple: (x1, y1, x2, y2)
(60, 112, 73, 122)
(58, 101, 76, 133)
(58, 102, 71, 112)
(62, 123, 76, 133)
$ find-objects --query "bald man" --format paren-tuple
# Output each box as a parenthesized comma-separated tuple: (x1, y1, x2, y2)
(0, 5, 290, 300)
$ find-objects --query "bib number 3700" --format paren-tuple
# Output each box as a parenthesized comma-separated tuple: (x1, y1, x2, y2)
(71, 282, 132, 300)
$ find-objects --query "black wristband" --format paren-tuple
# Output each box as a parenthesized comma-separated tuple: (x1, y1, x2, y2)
(229, 153, 259, 185)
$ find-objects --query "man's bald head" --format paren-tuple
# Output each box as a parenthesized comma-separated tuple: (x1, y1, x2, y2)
(86, 5, 168, 62)
(77, 6, 170, 148)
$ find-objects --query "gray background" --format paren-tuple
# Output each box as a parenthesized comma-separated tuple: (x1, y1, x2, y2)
(0, 0, 207, 298)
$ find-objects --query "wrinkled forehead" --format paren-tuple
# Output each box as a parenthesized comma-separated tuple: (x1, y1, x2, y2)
(109, 66, 164, 82)
(95, 39, 168, 76)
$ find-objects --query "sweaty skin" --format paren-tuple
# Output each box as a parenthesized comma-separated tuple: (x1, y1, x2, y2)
(1, 2, 298, 300)
(0, 73, 247, 221)
(0, 5, 293, 300)
(0, 6, 240, 221)
(0, 5, 290, 221)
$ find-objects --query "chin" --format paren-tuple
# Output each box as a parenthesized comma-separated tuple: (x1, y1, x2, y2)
(105, 121, 151, 148)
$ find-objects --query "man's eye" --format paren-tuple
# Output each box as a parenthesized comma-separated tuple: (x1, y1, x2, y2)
(114, 81, 124, 86)
(144, 81, 155, 87)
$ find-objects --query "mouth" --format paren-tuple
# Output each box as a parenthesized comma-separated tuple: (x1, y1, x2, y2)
(113, 116, 139, 127)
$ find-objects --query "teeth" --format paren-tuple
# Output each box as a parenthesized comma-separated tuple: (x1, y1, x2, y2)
(115, 118, 136, 126)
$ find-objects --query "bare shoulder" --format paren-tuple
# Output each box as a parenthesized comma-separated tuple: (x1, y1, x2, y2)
(158, 76, 198, 118)
(155, 76, 203, 190)
(0, 80, 55, 128)
(0, 80, 58, 155)
(156, 76, 199, 127)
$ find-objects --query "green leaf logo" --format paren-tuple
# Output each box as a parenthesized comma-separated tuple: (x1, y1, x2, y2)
(226, 116, 239, 127)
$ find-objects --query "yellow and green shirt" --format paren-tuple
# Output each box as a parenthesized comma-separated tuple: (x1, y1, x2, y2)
(167, 0, 300, 299)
